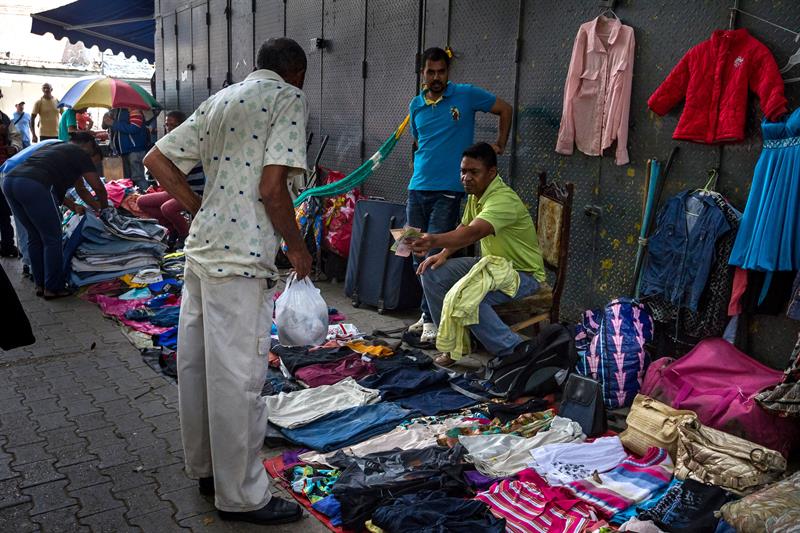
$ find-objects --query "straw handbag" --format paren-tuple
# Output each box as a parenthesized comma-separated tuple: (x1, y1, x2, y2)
(620, 394, 697, 459)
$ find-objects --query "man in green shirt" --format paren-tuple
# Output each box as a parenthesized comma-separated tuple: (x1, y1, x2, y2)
(411, 142, 546, 366)
(58, 107, 87, 141)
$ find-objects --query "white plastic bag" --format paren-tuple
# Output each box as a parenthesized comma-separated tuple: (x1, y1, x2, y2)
(275, 273, 329, 346)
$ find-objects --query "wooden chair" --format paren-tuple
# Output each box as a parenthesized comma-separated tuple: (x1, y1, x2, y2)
(493, 172, 574, 332)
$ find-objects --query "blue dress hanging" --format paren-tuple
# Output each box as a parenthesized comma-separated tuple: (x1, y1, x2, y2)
(729, 108, 800, 271)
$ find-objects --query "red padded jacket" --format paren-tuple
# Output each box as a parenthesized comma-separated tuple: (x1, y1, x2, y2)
(648, 28, 786, 144)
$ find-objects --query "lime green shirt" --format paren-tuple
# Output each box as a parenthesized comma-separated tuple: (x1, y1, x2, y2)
(462, 175, 546, 281)
(58, 108, 77, 141)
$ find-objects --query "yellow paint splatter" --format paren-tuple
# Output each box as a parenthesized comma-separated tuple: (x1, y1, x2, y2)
(627, 168, 636, 177)
(600, 229, 608, 238)
(600, 258, 613, 270)
(612, 239, 621, 250)
(626, 234, 636, 245)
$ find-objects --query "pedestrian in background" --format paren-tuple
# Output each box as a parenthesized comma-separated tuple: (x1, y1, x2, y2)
(144, 37, 312, 526)
(12, 102, 31, 149)
(1, 133, 107, 299)
(105, 107, 150, 190)
(76, 110, 93, 131)
(58, 106, 88, 141)
(0, 88, 22, 258)
(137, 110, 205, 249)
(31, 83, 61, 142)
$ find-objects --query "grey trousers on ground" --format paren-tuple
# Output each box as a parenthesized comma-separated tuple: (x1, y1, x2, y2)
(177, 264, 274, 512)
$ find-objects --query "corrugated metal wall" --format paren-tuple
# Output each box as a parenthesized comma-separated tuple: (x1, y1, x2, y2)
(154, 0, 800, 368)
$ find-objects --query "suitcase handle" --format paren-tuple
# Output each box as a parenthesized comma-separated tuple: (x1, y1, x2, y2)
(351, 211, 370, 307)
(377, 215, 397, 314)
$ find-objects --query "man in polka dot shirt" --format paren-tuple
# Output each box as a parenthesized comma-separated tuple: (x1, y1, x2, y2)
(143, 38, 311, 526)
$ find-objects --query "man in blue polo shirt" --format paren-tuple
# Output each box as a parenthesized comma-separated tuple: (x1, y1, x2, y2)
(406, 47, 512, 343)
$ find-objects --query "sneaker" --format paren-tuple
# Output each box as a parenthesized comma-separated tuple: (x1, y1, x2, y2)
(407, 314, 426, 334)
(421, 322, 438, 343)
(218, 496, 303, 525)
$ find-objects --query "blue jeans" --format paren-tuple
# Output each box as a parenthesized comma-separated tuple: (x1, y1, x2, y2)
(407, 190, 463, 321)
(421, 256, 539, 357)
(15, 220, 30, 268)
(123, 150, 149, 190)
(2, 176, 64, 291)
(280, 403, 413, 452)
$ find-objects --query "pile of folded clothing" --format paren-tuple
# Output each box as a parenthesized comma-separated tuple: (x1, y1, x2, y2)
(70, 209, 167, 287)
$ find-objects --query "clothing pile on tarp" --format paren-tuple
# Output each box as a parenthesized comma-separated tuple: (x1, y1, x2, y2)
(77, 249, 187, 380)
(259, 309, 800, 533)
(69, 209, 167, 287)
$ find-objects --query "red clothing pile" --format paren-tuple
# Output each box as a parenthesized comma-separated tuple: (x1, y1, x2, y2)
(648, 28, 786, 144)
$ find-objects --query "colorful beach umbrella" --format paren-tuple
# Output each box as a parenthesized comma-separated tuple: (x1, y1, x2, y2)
(59, 76, 160, 110)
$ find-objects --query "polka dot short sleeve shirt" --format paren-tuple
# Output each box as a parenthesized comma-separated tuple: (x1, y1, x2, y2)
(156, 69, 308, 280)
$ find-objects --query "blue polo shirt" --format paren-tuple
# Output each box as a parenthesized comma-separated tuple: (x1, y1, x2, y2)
(408, 82, 496, 192)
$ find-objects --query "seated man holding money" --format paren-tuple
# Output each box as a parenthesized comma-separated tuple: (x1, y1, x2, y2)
(410, 142, 546, 367)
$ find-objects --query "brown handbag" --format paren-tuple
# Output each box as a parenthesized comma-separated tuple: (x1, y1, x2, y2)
(620, 394, 697, 460)
(674, 418, 786, 495)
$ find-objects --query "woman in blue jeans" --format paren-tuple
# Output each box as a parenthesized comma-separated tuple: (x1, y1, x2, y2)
(1, 133, 107, 299)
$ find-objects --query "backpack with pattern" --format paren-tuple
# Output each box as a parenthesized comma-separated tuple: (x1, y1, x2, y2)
(575, 298, 654, 409)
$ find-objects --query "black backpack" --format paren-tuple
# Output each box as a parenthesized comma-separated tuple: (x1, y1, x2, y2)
(451, 323, 577, 401)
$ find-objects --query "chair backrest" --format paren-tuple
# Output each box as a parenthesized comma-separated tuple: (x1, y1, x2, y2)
(534, 171, 574, 321)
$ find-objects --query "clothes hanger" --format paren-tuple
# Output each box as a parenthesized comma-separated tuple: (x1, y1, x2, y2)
(696, 169, 718, 196)
(728, 4, 800, 79)
(599, 8, 619, 20)
(780, 44, 800, 74)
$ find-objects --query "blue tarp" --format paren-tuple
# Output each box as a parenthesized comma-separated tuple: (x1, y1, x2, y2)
(30, 1, 154, 62)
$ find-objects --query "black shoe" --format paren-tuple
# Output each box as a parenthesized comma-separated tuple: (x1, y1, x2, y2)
(43, 288, 74, 300)
(0, 244, 19, 258)
(218, 497, 303, 525)
(198, 476, 214, 496)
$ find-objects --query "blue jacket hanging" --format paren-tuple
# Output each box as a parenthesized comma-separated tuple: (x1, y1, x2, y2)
(640, 190, 730, 311)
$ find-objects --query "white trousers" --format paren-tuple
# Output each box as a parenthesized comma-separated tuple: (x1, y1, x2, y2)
(177, 263, 274, 512)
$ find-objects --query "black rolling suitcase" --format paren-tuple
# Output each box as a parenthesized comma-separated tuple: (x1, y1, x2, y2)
(345, 199, 422, 314)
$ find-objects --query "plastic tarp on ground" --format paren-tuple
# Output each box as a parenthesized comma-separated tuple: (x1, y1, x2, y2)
(30, 0, 155, 62)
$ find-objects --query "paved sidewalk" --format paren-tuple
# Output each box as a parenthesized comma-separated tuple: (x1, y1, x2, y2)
(0, 257, 409, 532)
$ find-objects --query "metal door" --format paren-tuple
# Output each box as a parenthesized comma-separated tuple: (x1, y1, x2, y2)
(155, 5, 165, 108)
(176, 6, 193, 114)
(515, 1, 600, 317)
(285, 0, 323, 169)
(162, 11, 179, 111)
(191, 1, 210, 107)
(319, 0, 366, 174)
(362, 0, 420, 201)
(446, 0, 519, 178)
(254, 0, 285, 45)
(208, 0, 229, 93)
(230, 0, 255, 82)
